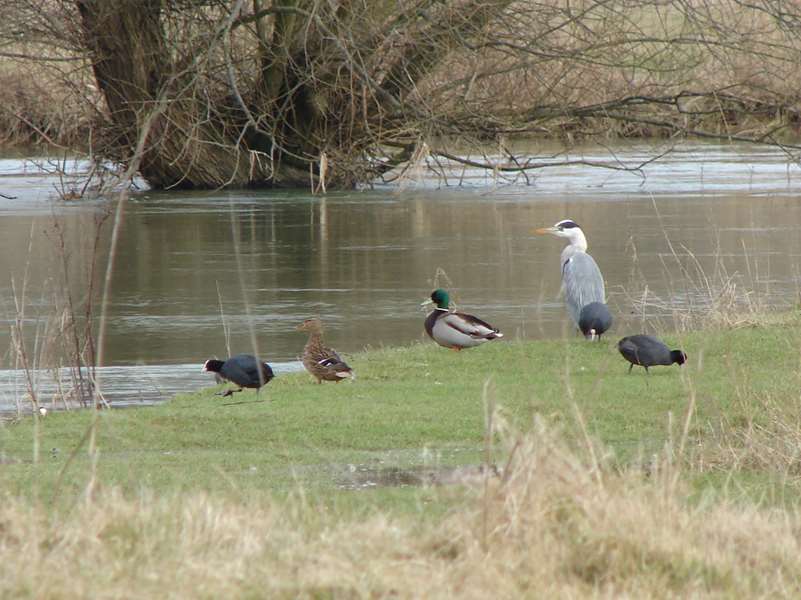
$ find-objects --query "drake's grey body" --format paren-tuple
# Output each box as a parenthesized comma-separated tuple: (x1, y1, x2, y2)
(617, 335, 687, 373)
(424, 308, 502, 350)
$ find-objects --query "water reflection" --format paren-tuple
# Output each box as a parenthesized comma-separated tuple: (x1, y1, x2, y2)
(0, 144, 800, 409)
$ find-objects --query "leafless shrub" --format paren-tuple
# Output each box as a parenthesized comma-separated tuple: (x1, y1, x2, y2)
(4, 206, 111, 414)
(45, 209, 110, 406)
(3, 0, 801, 188)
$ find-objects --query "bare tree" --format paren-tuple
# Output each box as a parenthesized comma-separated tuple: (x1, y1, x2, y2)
(3, 0, 801, 189)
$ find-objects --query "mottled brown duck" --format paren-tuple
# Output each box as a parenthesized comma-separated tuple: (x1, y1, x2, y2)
(297, 318, 354, 383)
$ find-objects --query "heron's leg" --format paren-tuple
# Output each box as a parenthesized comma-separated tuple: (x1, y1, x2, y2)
(628, 363, 633, 374)
(644, 366, 650, 375)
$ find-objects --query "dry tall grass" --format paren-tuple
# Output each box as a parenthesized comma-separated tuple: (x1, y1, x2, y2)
(703, 392, 801, 477)
(620, 200, 779, 335)
(2, 417, 800, 598)
(0, 58, 96, 149)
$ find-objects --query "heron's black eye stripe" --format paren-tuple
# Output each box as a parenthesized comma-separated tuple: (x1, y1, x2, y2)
(559, 221, 579, 230)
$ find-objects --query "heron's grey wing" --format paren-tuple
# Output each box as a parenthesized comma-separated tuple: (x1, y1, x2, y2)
(562, 253, 605, 325)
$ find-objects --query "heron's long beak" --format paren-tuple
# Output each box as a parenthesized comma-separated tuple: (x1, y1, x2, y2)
(420, 299, 434, 307)
(533, 226, 558, 235)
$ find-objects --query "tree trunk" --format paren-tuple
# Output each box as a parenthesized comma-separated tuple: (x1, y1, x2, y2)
(74, 1, 523, 189)
(76, 0, 309, 188)
(76, 0, 167, 148)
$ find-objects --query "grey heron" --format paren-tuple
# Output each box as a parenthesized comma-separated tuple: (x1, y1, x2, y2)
(535, 219, 611, 339)
(617, 335, 687, 373)
(422, 289, 503, 350)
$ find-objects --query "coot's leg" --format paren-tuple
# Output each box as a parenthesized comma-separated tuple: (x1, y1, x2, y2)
(216, 388, 243, 397)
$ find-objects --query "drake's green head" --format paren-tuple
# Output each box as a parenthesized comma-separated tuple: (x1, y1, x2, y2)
(430, 288, 450, 309)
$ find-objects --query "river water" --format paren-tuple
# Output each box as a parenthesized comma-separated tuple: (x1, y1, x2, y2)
(1, 143, 800, 410)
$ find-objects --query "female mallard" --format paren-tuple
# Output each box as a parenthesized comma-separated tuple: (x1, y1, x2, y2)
(422, 289, 503, 351)
(297, 318, 354, 383)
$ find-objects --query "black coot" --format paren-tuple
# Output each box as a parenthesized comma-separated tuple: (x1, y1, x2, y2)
(578, 302, 612, 340)
(617, 335, 686, 373)
(202, 354, 275, 396)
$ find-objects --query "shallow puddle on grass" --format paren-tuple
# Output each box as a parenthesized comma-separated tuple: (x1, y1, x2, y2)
(336, 462, 498, 490)
(0, 360, 304, 415)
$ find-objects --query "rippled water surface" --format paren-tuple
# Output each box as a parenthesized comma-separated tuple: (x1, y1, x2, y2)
(1, 143, 801, 410)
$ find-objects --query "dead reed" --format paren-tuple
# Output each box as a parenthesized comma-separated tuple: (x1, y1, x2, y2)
(1, 412, 801, 598)
(620, 199, 773, 334)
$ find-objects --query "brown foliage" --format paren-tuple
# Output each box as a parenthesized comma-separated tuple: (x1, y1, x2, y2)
(3, 419, 801, 597)
(3, 0, 801, 187)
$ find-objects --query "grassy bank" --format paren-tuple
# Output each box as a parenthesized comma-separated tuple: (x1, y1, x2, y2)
(1, 314, 801, 596)
(2, 314, 801, 505)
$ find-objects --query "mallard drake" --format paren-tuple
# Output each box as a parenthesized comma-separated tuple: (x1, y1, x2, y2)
(202, 354, 275, 396)
(422, 289, 503, 351)
(617, 335, 687, 374)
(297, 318, 354, 383)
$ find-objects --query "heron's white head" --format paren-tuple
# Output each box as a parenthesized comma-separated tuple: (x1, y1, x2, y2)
(534, 219, 588, 251)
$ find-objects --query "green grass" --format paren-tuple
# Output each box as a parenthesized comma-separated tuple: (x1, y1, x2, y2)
(3, 315, 801, 598)
(2, 313, 801, 511)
